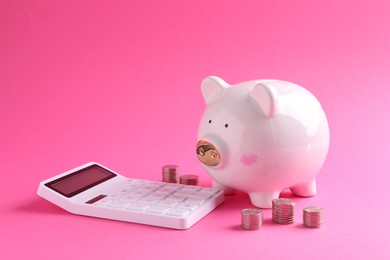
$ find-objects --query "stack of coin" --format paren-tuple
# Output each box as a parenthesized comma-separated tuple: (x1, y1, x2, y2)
(272, 198, 295, 224)
(303, 206, 323, 228)
(179, 174, 199, 186)
(241, 208, 263, 230)
(162, 165, 179, 183)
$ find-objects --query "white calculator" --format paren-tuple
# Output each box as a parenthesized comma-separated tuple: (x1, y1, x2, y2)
(37, 162, 224, 229)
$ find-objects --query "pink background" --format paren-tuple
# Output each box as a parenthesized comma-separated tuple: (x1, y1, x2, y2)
(1, 0, 390, 259)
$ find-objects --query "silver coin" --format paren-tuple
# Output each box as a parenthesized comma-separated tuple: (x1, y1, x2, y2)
(304, 206, 323, 213)
(272, 198, 295, 224)
(272, 198, 295, 205)
(303, 206, 323, 228)
(241, 208, 263, 230)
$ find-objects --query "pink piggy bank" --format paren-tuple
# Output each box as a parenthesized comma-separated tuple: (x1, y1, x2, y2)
(196, 76, 329, 208)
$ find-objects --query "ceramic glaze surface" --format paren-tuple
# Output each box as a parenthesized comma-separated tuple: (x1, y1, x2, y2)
(196, 76, 329, 208)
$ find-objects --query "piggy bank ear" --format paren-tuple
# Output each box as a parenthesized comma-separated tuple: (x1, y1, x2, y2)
(249, 82, 278, 117)
(201, 76, 229, 104)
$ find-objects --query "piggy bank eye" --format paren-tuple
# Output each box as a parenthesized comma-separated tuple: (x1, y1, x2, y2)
(225, 123, 229, 128)
(209, 120, 212, 124)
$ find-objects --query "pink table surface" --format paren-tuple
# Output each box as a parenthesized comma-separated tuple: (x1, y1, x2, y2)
(1, 0, 390, 259)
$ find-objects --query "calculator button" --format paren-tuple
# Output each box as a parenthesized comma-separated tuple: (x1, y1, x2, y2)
(107, 194, 121, 199)
(146, 206, 170, 214)
(157, 200, 179, 208)
(166, 208, 190, 217)
(182, 186, 202, 192)
(185, 197, 206, 204)
(132, 180, 148, 184)
(187, 192, 212, 199)
(138, 198, 159, 205)
(200, 187, 220, 194)
(164, 184, 184, 190)
(127, 183, 143, 188)
(107, 200, 130, 209)
(126, 203, 150, 211)
(93, 199, 111, 207)
(117, 188, 131, 193)
(122, 182, 143, 190)
(173, 190, 212, 199)
(128, 190, 151, 198)
(139, 185, 159, 192)
(146, 193, 168, 200)
(177, 203, 198, 211)
(117, 196, 139, 203)
(155, 188, 176, 194)
(174, 190, 197, 196)
(166, 195, 186, 202)
(144, 182, 165, 188)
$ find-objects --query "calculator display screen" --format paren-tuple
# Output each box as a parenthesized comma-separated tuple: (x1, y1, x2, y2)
(45, 164, 116, 197)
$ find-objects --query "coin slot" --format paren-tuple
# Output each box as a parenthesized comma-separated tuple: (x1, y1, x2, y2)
(85, 195, 107, 204)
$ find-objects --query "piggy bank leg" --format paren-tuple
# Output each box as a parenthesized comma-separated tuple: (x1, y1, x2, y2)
(290, 180, 317, 197)
(212, 180, 236, 195)
(249, 191, 280, 208)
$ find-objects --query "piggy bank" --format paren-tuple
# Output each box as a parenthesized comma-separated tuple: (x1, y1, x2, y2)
(196, 76, 329, 208)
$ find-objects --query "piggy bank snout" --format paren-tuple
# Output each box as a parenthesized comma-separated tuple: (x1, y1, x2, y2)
(196, 140, 221, 167)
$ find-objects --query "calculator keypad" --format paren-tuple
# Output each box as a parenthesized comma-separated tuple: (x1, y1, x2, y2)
(92, 179, 220, 218)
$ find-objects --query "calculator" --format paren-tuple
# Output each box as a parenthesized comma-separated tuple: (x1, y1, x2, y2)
(37, 162, 224, 229)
